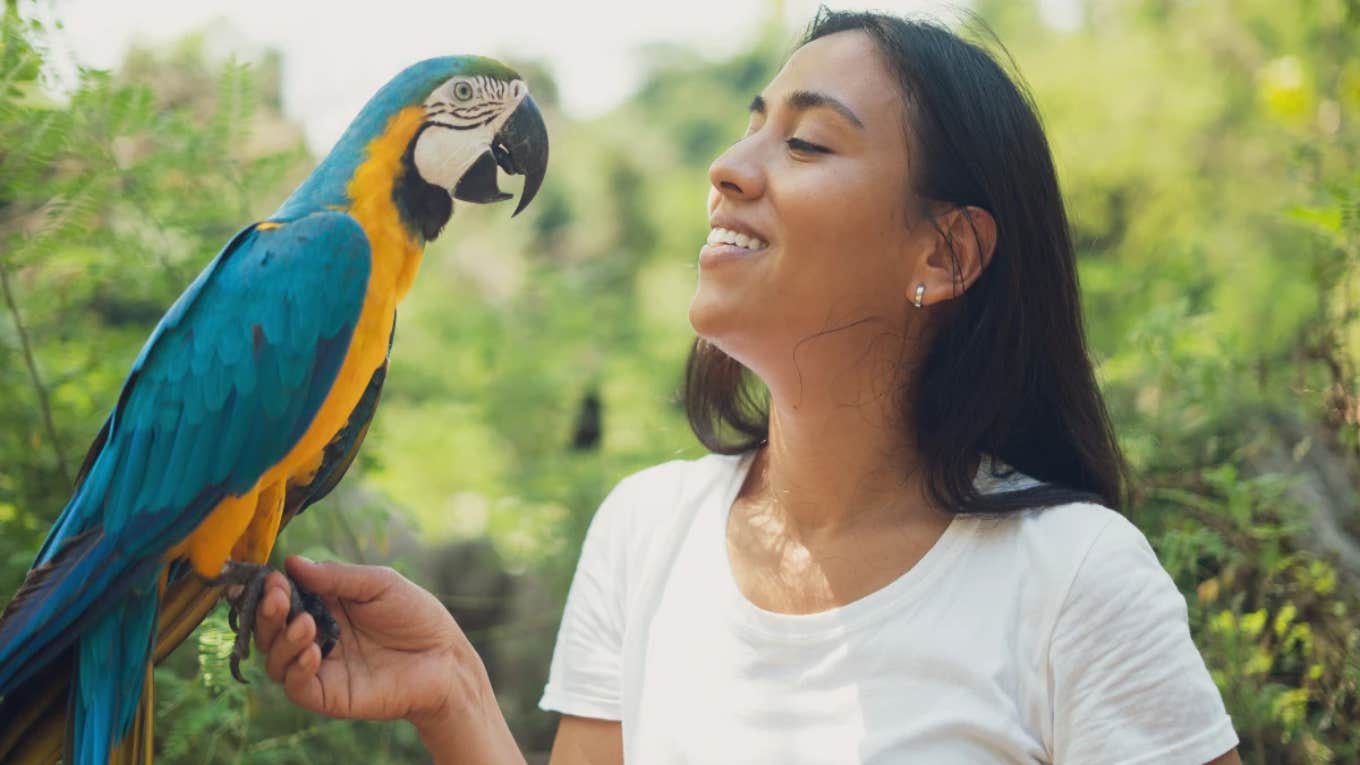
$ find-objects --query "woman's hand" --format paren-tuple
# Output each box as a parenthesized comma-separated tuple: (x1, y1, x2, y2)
(252, 556, 523, 763)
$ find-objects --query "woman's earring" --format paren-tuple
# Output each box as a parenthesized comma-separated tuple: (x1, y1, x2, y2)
(912, 283, 926, 308)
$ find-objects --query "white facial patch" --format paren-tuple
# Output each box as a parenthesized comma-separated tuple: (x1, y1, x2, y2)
(413, 124, 488, 190)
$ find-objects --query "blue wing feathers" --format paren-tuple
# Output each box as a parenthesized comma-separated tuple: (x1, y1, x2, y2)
(0, 208, 372, 758)
(180, 421, 222, 500)
(199, 349, 229, 414)
(110, 427, 152, 518)
(128, 424, 175, 518)
(216, 391, 252, 477)
(188, 328, 214, 379)
(0, 532, 118, 691)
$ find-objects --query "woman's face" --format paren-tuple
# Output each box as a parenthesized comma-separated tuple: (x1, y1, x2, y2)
(690, 30, 932, 379)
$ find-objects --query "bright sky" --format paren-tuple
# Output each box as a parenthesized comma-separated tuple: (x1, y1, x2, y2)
(43, 0, 1079, 154)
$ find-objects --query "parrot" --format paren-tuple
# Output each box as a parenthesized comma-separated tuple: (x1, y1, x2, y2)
(0, 54, 548, 765)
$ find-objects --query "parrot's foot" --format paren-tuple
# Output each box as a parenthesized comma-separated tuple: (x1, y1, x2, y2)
(207, 561, 341, 684)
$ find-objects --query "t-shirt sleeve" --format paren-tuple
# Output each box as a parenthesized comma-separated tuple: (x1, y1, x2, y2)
(1050, 513, 1239, 764)
(538, 474, 637, 720)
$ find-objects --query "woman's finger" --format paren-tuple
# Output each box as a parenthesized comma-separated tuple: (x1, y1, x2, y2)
(253, 572, 293, 654)
(266, 612, 316, 683)
(282, 643, 324, 709)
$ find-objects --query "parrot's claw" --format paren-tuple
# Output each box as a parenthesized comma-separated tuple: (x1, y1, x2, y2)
(207, 561, 341, 684)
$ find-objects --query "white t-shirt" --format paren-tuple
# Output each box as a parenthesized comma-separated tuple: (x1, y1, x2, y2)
(540, 452, 1239, 764)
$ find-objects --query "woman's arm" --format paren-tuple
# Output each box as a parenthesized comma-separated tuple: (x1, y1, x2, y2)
(548, 716, 623, 765)
(408, 677, 525, 765)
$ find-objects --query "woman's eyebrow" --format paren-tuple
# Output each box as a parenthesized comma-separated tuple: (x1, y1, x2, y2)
(748, 91, 866, 130)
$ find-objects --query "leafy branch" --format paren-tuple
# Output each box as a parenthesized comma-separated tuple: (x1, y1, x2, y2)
(0, 246, 69, 481)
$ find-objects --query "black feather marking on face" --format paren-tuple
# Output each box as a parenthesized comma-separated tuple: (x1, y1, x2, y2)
(394, 123, 454, 242)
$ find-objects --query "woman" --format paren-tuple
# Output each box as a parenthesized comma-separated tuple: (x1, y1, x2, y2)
(251, 10, 1242, 764)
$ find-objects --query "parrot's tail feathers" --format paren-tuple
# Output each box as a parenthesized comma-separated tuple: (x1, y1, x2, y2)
(0, 528, 105, 695)
(0, 572, 206, 765)
(0, 658, 69, 765)
(110, 661, 154, 765)
(72, 586, 159, 765)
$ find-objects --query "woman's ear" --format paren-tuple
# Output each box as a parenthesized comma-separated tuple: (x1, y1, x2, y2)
(909, 205, 997, 307)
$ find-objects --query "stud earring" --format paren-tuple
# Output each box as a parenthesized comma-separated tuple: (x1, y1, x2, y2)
(912, 283, 925, 308)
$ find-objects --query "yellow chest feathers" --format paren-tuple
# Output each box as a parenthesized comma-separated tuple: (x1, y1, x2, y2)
(347, 104, 429, 303)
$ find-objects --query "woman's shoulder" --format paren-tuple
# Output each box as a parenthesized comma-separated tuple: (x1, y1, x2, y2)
(610, 450, 746, 497)
(585, 450, 750, 546)
(604, 452, 744, 517)
(996, 499, 1130, 548)
(966, 459, 1161, 600)
(564, 452, 750, 609)
(959, 494, 1172, 637)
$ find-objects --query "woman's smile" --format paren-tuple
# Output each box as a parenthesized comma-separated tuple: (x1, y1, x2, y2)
(699, 221, 771, 267)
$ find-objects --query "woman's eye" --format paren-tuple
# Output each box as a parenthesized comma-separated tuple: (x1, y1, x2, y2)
(786, 137, 830, 154)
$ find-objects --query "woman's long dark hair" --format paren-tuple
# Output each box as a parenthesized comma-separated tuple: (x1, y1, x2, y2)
(683, 8, 1129, 515)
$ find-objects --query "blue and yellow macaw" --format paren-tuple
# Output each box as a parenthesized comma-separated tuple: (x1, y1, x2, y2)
(0, 55, 547, 764)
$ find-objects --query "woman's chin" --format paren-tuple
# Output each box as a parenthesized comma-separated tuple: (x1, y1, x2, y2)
(687, 293, 733, 341)
(688, 300, 759, 364)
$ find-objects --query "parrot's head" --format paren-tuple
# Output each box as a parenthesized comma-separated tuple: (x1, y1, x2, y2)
(407, 58, 549, 218)
(285, 56, 549, 242)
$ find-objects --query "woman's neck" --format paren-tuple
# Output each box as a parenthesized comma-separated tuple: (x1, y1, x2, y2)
(731, 316, 950, 537)
(743, 395, 937, 542)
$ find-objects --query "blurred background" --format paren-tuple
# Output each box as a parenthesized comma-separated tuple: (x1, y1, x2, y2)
(1, 0, 1358, 761)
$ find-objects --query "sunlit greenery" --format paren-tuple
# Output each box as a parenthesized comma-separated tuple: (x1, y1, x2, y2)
(1, 0, 1358, 762)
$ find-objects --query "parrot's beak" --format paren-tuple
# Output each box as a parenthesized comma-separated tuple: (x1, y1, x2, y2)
(453, 94, 549, 217)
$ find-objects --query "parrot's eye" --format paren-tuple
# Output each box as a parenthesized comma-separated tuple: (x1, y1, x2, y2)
(453, 81, 474, 101)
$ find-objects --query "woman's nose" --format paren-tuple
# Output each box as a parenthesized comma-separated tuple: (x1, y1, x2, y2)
(708, 138, 765, 201)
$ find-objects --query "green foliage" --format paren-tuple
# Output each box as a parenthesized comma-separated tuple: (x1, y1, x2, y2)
(1004, 1, 1360, 760)
(3, 0, 1360, 762)
(1140, 469, 1360, 762)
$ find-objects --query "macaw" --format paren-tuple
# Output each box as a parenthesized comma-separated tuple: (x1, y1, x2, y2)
(0, 55, 548, 764)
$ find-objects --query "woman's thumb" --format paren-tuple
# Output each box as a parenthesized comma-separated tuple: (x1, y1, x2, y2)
(284, 555, 394, 600)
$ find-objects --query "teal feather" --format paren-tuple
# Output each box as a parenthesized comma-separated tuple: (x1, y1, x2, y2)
(109, 427, 151, 517)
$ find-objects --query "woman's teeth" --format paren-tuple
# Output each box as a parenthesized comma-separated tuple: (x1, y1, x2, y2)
(707, 226, 768, 251)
